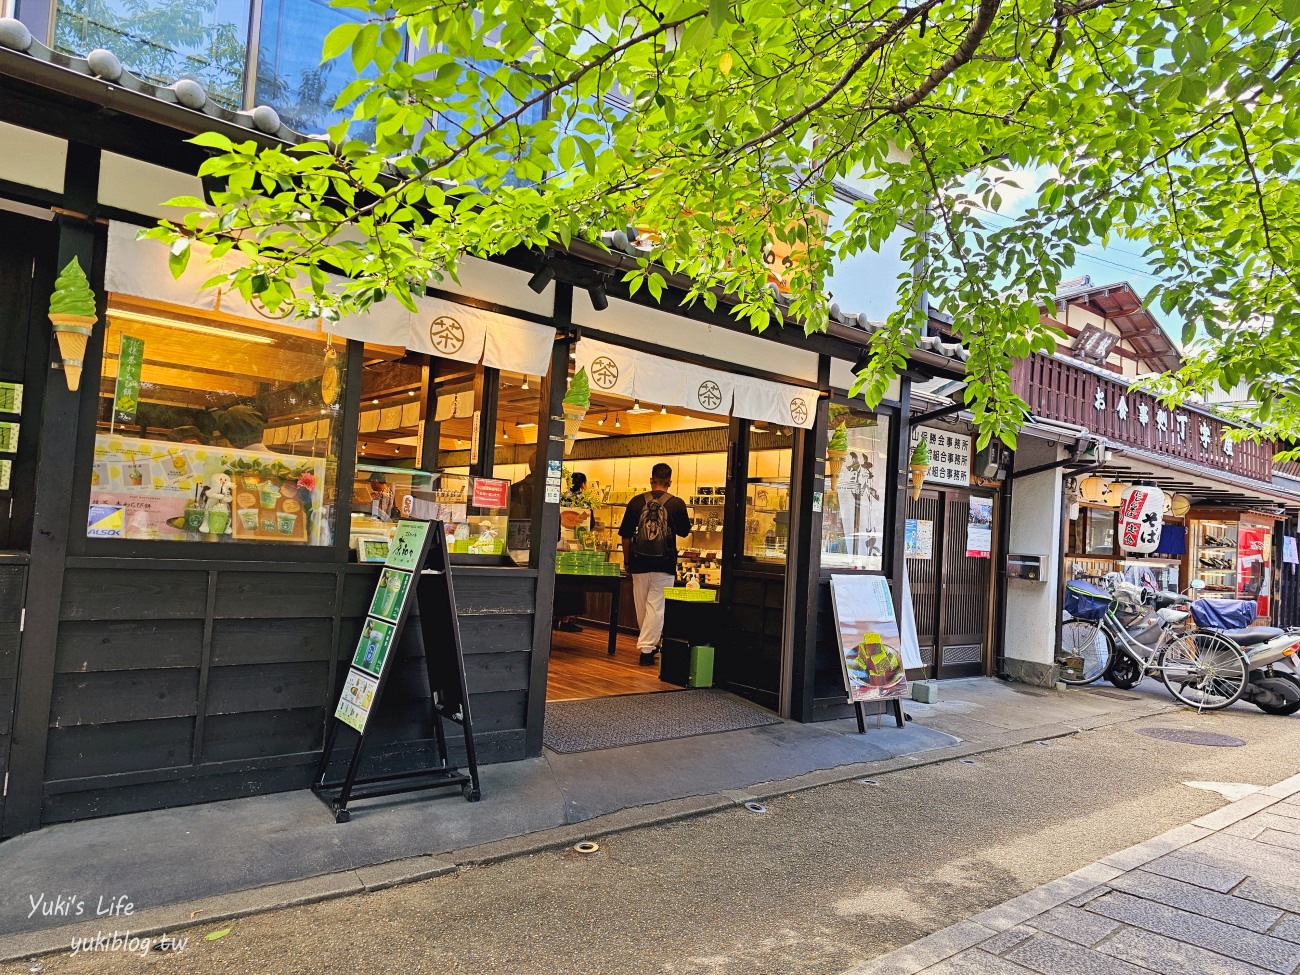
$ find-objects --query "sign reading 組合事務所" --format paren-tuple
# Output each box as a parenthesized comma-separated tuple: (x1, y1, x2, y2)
(333, 519, 432, 732)
(910, 427, 970, 487)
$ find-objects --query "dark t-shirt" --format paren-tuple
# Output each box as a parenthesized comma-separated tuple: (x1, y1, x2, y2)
(619, 491, 692, 575)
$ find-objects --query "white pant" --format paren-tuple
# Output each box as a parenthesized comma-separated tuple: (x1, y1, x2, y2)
(631, 572, 674, 652)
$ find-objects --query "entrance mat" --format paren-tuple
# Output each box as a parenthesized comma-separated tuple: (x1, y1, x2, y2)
(543, 690, 782, 753)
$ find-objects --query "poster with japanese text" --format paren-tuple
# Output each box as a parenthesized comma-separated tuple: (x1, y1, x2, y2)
(966, 497, 993, 559)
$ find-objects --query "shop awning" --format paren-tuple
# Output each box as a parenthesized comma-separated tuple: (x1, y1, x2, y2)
(574, 338, 818, 429)
(105, 221, 555, 376)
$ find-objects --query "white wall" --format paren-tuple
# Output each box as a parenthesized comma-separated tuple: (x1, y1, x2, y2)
(1003, 436, 1065, 669)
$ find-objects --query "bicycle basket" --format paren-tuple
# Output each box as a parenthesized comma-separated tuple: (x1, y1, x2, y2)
(1064, 580, 1115, 621)
(1189, 597, 1257, 630)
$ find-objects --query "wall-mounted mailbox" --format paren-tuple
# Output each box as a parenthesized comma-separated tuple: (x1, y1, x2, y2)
(1007, 554, 1043, 581)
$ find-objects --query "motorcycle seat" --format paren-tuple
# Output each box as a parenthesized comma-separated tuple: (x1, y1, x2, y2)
(1220, 627, 1285, 646)
(1153, 591, 1190, 609)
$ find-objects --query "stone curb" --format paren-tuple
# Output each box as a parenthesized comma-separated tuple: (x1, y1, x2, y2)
(0, 690, 1173, 964)
(844, 768, 1300, 974)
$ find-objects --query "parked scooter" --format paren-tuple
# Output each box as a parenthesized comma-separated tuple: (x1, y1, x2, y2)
(1188, 596, 1300, 715)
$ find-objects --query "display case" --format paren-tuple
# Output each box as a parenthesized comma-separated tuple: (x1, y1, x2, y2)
(350, 465, 509, 558)
(743, 443, 793, 564)
(1188, 510, 1277, 621)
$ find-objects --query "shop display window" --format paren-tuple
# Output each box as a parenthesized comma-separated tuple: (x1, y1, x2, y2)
(350, 464, 508, 558)
(356, 351, 428, 468)
(744, 429, 795, 564)
(88, 298, 343, 544)
(820, 408, 891, 571)
(1068, 506, 1116, 558)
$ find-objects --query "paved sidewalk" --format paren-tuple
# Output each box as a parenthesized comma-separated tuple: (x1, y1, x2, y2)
(0, 679, 1172, 959)
(851, 771, 1300, 975)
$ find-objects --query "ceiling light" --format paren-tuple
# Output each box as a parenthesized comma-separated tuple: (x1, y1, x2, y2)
(372, 398, 379, 405)
(597, 414, 606, 426)
(628, 399, 651, 415)
(521, 376, 530, 390)
(660, 405, 667, 415)
(108, 309, 275, 345)
(408, 390, 415, 396)
(614, 414, 621, 428)
(527, 261, 556, 294)
(516, 421, 537, 428)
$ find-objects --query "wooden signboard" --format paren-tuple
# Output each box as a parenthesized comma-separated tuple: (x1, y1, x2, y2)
(313, 519, 481, 822)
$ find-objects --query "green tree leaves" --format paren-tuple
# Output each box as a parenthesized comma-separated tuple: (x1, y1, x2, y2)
(154, 0, 1300, 446)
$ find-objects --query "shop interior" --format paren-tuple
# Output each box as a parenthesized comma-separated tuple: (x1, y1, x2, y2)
(541, 366, 796, 703)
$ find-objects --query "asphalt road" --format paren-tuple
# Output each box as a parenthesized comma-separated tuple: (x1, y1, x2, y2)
(8, 704, 1300, 975)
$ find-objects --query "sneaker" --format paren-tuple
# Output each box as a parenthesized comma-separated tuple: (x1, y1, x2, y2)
(557, 620, 583, 633)
(638, 651, 658, 666)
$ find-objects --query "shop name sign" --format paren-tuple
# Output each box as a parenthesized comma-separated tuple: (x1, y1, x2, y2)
(910, 427, 970, 487)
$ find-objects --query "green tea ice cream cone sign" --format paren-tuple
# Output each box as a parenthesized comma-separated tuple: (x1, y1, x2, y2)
(49, 258, 98, 390)
(562, 367, 591, 455)
(909, 437, 930, 501)
(827, 422, 848, 479)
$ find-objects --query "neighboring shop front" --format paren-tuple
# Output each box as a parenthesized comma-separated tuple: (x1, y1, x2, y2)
(1002, 350, 1300, 685)
(0, 46, 930, 834)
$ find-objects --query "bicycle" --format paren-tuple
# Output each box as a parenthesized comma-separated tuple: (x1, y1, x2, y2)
(1057, 577, 1249, 710)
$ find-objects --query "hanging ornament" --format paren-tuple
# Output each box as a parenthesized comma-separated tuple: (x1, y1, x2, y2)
(320, 335, 341, 408)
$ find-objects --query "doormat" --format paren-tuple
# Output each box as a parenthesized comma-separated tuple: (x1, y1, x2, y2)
(543, 690, 782, 753)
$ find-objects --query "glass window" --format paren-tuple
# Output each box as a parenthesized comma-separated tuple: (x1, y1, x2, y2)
(255, 0, 387, 135)
(743, 426, 795, 563)
(89, 298, 343, 544)
(821, 407, 891, 571)
(54, 0, 250, 109)
(497, 370, 541, 563)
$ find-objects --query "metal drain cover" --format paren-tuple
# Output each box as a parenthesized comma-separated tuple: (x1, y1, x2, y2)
(1135, 727, 1246, 748)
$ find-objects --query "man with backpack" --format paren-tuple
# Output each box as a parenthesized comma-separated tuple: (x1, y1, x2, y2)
(619, 463, 692, 665)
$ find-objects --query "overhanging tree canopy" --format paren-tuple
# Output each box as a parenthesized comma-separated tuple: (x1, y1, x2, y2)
(149, 0, 1300, 449)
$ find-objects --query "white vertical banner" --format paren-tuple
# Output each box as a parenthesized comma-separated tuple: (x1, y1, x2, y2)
(482, 316, 556, 376)
(678, 363, 734, 417)
(629, 351, 688, 406)
(732, 375, 818, 429)
(106, 220, 220, 311)
(574, 338, 639, 398)
(406, 294, 488, 364)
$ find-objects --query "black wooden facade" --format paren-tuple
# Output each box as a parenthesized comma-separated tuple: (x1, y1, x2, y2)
(0, 54, 940, 839)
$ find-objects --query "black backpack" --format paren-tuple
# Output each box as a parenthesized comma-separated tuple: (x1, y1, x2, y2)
(632, 492, 672, 558)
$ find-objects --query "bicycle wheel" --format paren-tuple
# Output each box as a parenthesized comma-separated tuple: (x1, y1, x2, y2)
(1158, 631, 1249, 710)
(1058, 619, 1112, 685)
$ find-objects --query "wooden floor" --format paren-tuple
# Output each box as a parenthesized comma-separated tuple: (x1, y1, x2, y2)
(546, 625, 675, 701)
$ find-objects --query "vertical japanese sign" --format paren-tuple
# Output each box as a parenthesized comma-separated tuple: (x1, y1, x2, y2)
(910, 427, 971, 487)
(113, 335, 145, 424)
(334, 519, 432, 733)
